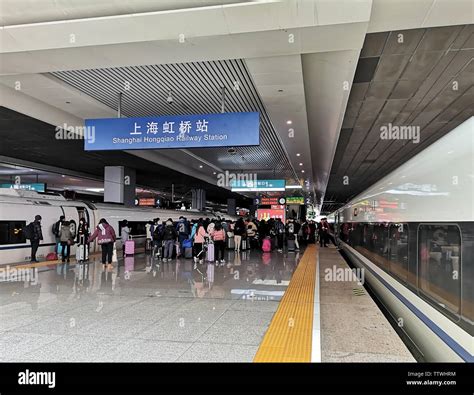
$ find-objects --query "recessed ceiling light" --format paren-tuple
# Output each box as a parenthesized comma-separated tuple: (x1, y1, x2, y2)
(296, 153, 301, 157)
(199, 165, 203, 168)
(299, 163, 303, 166)
(301, 170, 305, 173)
(286, 120, 292, 125)
(61, 175, 66, 177)
(213, 172, 217, 175)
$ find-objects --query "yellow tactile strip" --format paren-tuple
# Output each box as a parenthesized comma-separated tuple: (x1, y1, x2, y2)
(254, 244, 317, 362)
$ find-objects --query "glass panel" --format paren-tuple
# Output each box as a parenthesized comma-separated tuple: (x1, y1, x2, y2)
(419, 224, 461, 314)
(389, 224, 409, 282)
(0, 221, 27, 245)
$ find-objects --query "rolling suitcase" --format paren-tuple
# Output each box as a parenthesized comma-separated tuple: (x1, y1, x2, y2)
(227, 237, 235, 250)
(184, 247, 193, 259)
(76, 244, 89, 262)
(287, 239, 296, 252)
(125, 239, 135, 255)
(207, 243, 215, 262)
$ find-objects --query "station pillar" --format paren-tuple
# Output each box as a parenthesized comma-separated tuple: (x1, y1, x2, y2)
(227, 198, 236, 216)
(104, 166, 136, 207)
(191, 188, 206, 211)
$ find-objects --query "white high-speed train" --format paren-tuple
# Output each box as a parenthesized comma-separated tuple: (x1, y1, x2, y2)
(0, 189, 236, 265)
(330, 117, 473, 362)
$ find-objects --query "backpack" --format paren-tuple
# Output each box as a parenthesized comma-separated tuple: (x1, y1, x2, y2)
(52, 222, 60, 237)
(153, 225, 164, 241)
(262, 237, 271, 252)
(178, 222, 186, 234)
(164, 226, 175, 239)
(24, 222, 34, 240)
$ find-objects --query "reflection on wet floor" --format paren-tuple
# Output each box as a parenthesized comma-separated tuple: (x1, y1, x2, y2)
(0, 248, 305, 362)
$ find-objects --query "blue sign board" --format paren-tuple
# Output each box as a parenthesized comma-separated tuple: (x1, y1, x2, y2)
(231, 179, 286, 192)
(0, 183, 46, 192)
(84, 112, 259, 151)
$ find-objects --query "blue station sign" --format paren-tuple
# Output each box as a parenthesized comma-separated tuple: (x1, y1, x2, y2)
(84, 112, 260, 151)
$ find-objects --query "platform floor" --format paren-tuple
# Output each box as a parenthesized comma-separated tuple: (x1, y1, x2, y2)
(318, 246, 415, 362)
(1, 244, 416, 362)
(0, 248, 302, 362)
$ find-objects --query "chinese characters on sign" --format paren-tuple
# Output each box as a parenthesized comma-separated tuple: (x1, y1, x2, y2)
(84, 112, 259, 151)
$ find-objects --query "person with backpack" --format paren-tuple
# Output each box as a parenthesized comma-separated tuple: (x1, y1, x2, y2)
(176, 216, 189, 249)
(152, 220, 164, 258)
(59, 220, 74, 263)
(211, 222, 226, 265)
(193, 222, 208, 264)
(88, 218, 116, 266)
(52, 215, 65, 254)
(274, 218, 285, 253)
(163, 219, 177, 262)
(25, 215, 43, 262)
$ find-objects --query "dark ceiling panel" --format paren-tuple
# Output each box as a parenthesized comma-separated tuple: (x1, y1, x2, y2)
(353, 57, 380, 83)
(323, 25, 474, 213)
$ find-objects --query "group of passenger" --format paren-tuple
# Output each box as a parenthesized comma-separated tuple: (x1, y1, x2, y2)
(26, 213, 333, 265)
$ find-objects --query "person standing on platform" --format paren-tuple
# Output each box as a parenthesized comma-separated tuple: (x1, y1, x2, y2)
(233, 218, 246, 252)
(120, 220, 131, 257)
(76, 217, 90, 261)
(88, 218, 116, 266)
(27, 215, 43, 262)
(163, 219, 177, 262)
(59, 220, 74, 263)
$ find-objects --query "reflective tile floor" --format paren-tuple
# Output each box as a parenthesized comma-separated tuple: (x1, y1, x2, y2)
(0, 248, 304, 362)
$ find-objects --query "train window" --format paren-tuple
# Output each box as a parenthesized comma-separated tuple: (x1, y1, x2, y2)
(0, 221, 27, 245)
(389, 224, 409, 282)
(118, 220, 148, 237)
(418, 224, 461, 314)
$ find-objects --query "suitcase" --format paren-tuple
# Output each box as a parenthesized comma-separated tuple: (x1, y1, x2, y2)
(227, 237, 235, 250)
(207, 243, 215, 262)
(75, 244, 89, 262)
(241, 239, 249, 250)
(125, 239, 135, 255)
(287, 239, 296, 252)
(184, 247, 193, 259)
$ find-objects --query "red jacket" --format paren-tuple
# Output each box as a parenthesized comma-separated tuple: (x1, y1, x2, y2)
(88, 223, 116, 244)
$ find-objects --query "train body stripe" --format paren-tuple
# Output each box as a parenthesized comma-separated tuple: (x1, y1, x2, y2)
(344, 243, 473, 362)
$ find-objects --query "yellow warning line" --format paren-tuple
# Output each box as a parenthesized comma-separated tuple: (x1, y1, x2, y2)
(254, 244, 317, 362)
